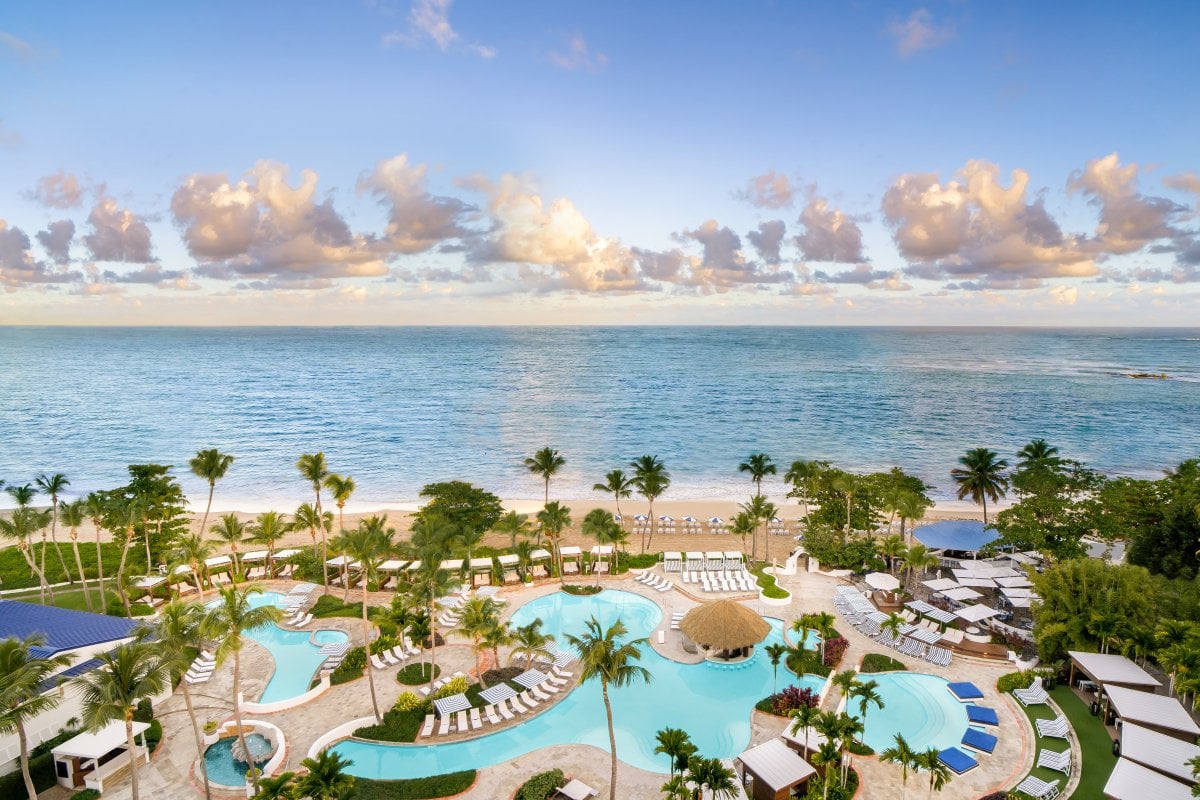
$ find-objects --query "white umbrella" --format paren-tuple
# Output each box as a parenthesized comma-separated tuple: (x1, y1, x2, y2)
(659, 515, 675, 522)
(941, 586, 983, 602)
(865, 572, 901, 591)
(633, 514, 649, 521)
(708, 517, 724, 524)
(683, 515, 698, 523)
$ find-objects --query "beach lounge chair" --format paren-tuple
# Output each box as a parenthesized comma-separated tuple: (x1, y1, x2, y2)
(485, 705, 501, 725)
(437, 715, 451, 735)
(1035, 716, 1069, 739)
(966, 705, 999, 726)
(1014, 776, 1060, 799)
(519, 690, 540, 707)
(531, 685, 552, 701)
(947, 682, 984, 702)
(541, 680, 561, 693)
(184, 672, 211, 685)
(420, 714, 435, 737)
(961, 727, 998, 754)
(937, 747, 978, 774)
(1037, 748, 1071, 775)
(555, 779, 599, 799)
(657, 581, 673, 593)
(508, 696, 528, 714)
(387, 646, 408, 663)
(456, 710, 469, 732)
(469, 708, 483, 730)
(552, 666, 573, 679)
(1015, 677, 1049, 705)
(369, 654, 389, 670)
(497, 701, 514, 720)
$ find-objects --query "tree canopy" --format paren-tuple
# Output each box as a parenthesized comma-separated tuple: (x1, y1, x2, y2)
(416, 481, 503, 534)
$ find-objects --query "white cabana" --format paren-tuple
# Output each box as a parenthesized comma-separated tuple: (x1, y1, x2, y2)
(274, 548, 301, 560)
(994, 576, 1033, 588)
(865, 572, 901, 591)
(663, 551, 683, 573)
(737, 738, 816, 796)
(439, 558, 463, 572)
(241, 550, 267, 563)
(1007, 597, 1035, 608)
(1104, 685, 1200, 739)
(705, 551, 725, 571)
(132, 575, 165, 590)
(379, 559, 408, 572)
(1104, 757, 1193, 800)
(723, 551, 744, 570)
(529, 549, 552, 562)
(953, 603, 1000, 623)
(52, 721, 150, 792)
(204, 555, 231, 568)
(941, 586, 983, 602)
(1119, 724, 1200, 784)
(326, 555, 357, 567)
(1069, 651, 1161, 690)
(923, 578, 960, 592)
(955, 577, 998, 588)
(685, 551, 705, 572)
(171, 564, 192, 576)
(589, 545, 613, 557)
(405, 560, 423, 572)
(999, 586, 1036, 598)
(559, 545, 582, 559)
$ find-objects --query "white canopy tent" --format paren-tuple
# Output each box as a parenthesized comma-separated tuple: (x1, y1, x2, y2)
(1119, 723, 1200, 784)
(1105, 685, 1200, 738)
(994, 576, 1033, 588)
(923, 578, 960, 592)
(941, 586, 984, 602)
(955, 577, 998, 588)
(953, 604, 1000, 623)
(204, 555, 231, 568)
(53, 721, 150, 761)
(379, 559, 408, 572)
(999, 586, 1037, 599)
(1070, 651, 1161, 690)
(274, 548, 301, 560)
(132, 575, 165, 590)
(723, 551, 744, 570)
(241, 550, 267, 563)
(705, 551, 725, 571)
(1104, 757, 1193, 800)
(326, 555, 357, 567)
(529, 549, 552, 562)
(865, 572, 901, 591)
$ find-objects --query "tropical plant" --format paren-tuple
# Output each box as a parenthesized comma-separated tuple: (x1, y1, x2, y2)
(189, 449, 235, 537)
(630, 455, 670, 553)
(251, 770, 296, 800)
(950, 448, 1009, 524)
(738, 452, 776, 497)
(832, 472, 863, 537)
(764, 642, 788, 695)
(493, 510, 532, 549)
(730, 511, 755, 557)
(201, 585, 284, 793)
(481, 618, 513, 673)
(900, 543, 939, 593)
(831, 668, 858, 702)
(740, 494, 777, 562)
(209, 513, 249, 583)
(336, 514, 397, 722)
(295, 749, 356, 800)
(249, 511, 290, 577)
(324, 474, 356, 535)
(84, 491, 110, 602)
(685, 756, 737, 800)
(653, 727, 696, 779)
(0, 508, 56, 604)
(510, 618, 556, 669)
(297, 452, 331, 587)
(294, 501, 333, 565)
(407, 516, 456, 690)
(108, 497, 141, 615)
(789, 704, 819, 758)
(785, 459, 829, 521)
(850, 679, 884, 743)
(454, 597, 501, 687)
(536, 501, 572, 585)
(914, 747, 952, 798)
(660, 774, 690, 800)
(582, 507, 623, 584)
(566, 616, 653, 800)
(0, 634, 75, 800)
(525, 447, 566, 507)
(880, 733, 918, 800)
(594, 469, 634, 517)
(172, 533, 214, 598)
(895, 491, 928, 541)
(60, 499, 94, 610)
(878, 534, 906, 575)
(1017, 438, 1062, 471)
(35, 472, 73, 582)
(75, 639, 169, 800)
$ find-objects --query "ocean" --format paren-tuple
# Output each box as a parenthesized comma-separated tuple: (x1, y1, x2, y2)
(0, 326, 1196, 511)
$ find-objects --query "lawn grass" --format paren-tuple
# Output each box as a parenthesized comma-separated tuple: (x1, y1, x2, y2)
(860, 652, 907, 673)
(749, 564, 790, 599)
(0, 542, 139, 589)
(1009, 685, 1117, 799)
(6, 587, 98, 612)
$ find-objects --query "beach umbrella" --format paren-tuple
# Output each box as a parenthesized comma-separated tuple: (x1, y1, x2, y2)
(633, 514, 649, 521)
(683, 515, 698, 523)
(708, 517, 724, 524)
(612, 514, 622, 522)
(659, 515, 675, 522)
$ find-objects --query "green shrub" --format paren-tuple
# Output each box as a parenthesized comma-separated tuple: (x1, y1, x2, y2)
(0, 542, 133, 590)
(331, 647, 367, 685)
(133, 698, 154, 722)
(288, 550, 322, 583)
(435, 676, 469, 698)
(561, 584, 602, 596)
(145, 720, 163, 751)
(311, 595, 365, 618)
(750, 565, 790, 599)
(622, 554, 659, 569)
(515, 769, 566, 800)
(354, 708, 426, 743)
(355, 772, 476, 799)
(369, 635, 400, 656)
(398, 662, 440, 685)
(71, 790, 102, 800)
(860, 653, 907, 673)
(0, 750, 56, 797)
(394, 692, 427, 712)
(997, 670, 1039, 694)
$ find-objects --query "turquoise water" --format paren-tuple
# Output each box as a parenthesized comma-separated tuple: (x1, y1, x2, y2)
(203, 734, 270, 786)
(2, 327, 1197, 509)
(205, 591, 349, 704)
(846, 672, 969, 752)
(332, 590, 825, 778)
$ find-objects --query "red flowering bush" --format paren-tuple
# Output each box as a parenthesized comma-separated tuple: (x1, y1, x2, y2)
(771, 685, 818, 716)
(822, 636, 849, 668)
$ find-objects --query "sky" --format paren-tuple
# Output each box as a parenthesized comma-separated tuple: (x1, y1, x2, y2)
(1, 1, 1199, 325)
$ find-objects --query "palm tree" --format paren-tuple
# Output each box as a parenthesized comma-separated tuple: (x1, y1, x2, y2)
(660, 774, 690, 800)
(144, 601, 212, 800)
(201, 585, 283, 793)
(481, 619, 513, 675)
(730, 511, 755, 558)
(59, 499, 93, 610)
(789, 704, 819, 759)
(811, 740, 841, 800)
(294, 502, 334, 573)
(630, 455, 670, 553)
(525, 447, 566, 507)
(455, 597, 500, 687)
(5, 482, 36, 509)
(35, 472, 73, 581)
(189, 449, 235, 536)
(84, 492, 109, 603)
(510, 618, 556, 669)
(895, 492, 927, 542)
(833, 713, 863, 784)
(915, 748, 952, 798)
(880, 733, 918, 800)
(567, 617, 652, 800)
(831, 669, 859, 704)
(295, 749, 356, 800)
(1017, 439, 1061, 471)
(900, 543, 940, 593)
(881, 612, 905, 642)
(110, 496, 141, 615)
(593, 469, 634, 517)
(249, 511, 290, 577)
(324, 474, 356, 535)
(850, 679, 884, 743)
(582, 508, 622, 584)
(456, 525, 485, 575)
(337, 515, 396, 722)
(765, 643, 788, 695)
(831, 472, 862, 538)
(950, 448, 1009, 524)
(740, 494, 777, 562)
(738, 452, 776, 497)
(513, 539, 535, 581)
(493, 510, 531, 549)
(536, 501, 572, 584)
(409, 544, 455, 689)
(172, 533, 214, 598)
(75, 639, 169, 800)
(210, 513, 249, 584)
(654, 727, 694, 779)
(0, 509, 56, 604)
(0, 634, 75, 800)
(297, 452, 331, 586)
(878, 534, 906, 576)
(784, 459, 828, 521)
(685, 756, 737, 800)
(251, 771, 296, 800)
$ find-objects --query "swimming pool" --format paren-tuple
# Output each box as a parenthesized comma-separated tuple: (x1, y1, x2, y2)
(206, 591, 349, 703)
(845, 672, 969, 752)
(332, 590, 825, 779)
(203, 734, 270, 786)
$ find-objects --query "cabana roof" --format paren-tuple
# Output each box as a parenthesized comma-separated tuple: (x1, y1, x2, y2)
(274, 548, 301, 559)
(559, 545, 582, 557)
(1104, 757, 1193, 800)
(941, 586, 983, 601)
(529, 549, 551, 561)
(326, 555, 356, 567)
(241, 550, 267, 562)
(737, 738, 816, 791)
(497, 554, 519, 566)
(923, 578, 960, 592)
(664, 551, 682, 560)
(686, 551, 704, 559)
(53, 721, 149, 760)
(705, 551, 724, 560)
(379, 559, 407, 571)
(723, 551, 743, 560)
(1106, 685, 1199, 736)
(954, 604, 999, 623)
(1069, 651, 1160, 688)
(468, 557, 493, 571)
(132, 575, 165, 590)
(680, 600, 770, 651)
(590, 545, 613, 555)
(1120, 724, 1200, 783)
(439, 559, 462, 571)
(204, 555, 231, 567)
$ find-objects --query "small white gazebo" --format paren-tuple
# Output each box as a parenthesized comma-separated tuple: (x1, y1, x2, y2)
(497, 553, 521, 584)
(52, 721, 150, 793)
(559, 545, 583, 575)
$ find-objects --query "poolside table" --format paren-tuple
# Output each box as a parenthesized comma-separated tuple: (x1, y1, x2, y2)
(433, 693, 471, 717)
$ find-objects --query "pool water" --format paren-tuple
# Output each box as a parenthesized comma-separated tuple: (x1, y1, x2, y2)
(206, 591, 349, 703)
(204, 734, 270, 786)
(333, 590, 826, 779)
(845, 672, 969, 752)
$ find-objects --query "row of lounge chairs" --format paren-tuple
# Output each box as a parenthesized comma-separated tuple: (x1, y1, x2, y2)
(284, 610, 314, 628)
(184, 651, 216, 685)
(419, 666, 575, 737)
(369, 638, 423, 670)
(634, 572, 674, 593)
(686, 570, 755, 593)
(669, 611, 685, 630)
(834, 587, 954, 668)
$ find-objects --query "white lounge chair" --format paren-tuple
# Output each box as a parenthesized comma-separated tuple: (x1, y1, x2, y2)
(1037, 748, 1071, 775)
(485, 705, 501, 724)
(455, 710, 469, 732)
(184, 672, 211, 685)
(469, 708, 483, 729)
(387, 646, 408, 664)
(520, 690, 540, 707)
(1015, 775, 1060, 799)
(380, 650, 400, 666)
(497, 701, 514, 720)
(420, 714, 435, 737)
(369, 654, 389, 670)
(508, 696, 528, 714)
(531, 685, 552, 701)
(437, 715, 451, 735)
(542, 681, 561, 693)
(1035, 716, 1069, 739)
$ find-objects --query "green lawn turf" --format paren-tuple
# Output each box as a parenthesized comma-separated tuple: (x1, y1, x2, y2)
(5, 587, 99, 612)
(1010, 685, 1117, 799)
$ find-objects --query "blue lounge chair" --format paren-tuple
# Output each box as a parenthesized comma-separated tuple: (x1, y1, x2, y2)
(966, 705, 999, 726)
(938, 746, 979, 774)
(947, 681, 984, 701)
(961, 727, 998, 754)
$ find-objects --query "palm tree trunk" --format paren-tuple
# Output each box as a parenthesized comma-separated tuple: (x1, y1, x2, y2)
(20, 543, 54, 604)
(982, 496, 988, 525)
(193, 568, 205, 600)
(645, 499, 655, 553)
(363, 590, 381, 722)
(143, 522, 154, 575)
(427, 599, 438, 690)
(95, 527, 107, 604)
(544, 479, 549, 508)
(764, 520, 770, 563)
(16, 720, 35, 800)
(180, 680, 213, 800)
(70, 532, 92, 611)
(201, 483, 215, 536)
(126, 716, 141, 800)
(603, 681, 618, 800)
(50, 502, 72, 581)
(117, 527, 133, 616)
(232, 650, 259, 793)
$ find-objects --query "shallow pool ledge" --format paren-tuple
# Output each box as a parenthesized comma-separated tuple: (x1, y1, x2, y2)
(308, 716, 378, 760)
(241, 672, 332, 715)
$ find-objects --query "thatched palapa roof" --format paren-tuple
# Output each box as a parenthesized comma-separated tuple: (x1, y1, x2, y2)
(679, 600, 770, 650)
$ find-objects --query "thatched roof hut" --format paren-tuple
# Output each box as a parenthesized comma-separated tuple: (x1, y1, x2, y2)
(679, 600, 771, 654)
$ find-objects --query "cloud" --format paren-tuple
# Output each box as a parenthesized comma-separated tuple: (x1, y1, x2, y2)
(1067, 152, 1185, 254)
(676, 220, 792, 289)
(795, 197, 865, 263)
(0, 220, 81, 289)
(736, 171, 795, 209)
(36, 220, 74, 263)
(99, 264, 190, 288)
(383, 0, 495, 58)
(1164, 171, 1200, 202)
(0, 121, 23, 149)
(887, 8, 954, 58)
(815, 264, 910, 290)
(357, 154, 471, 253)
(747, 220, 786, 264)
(83, 197, 155, 263)
(548, 35, 608, 72)
(1049, 285, 1078, 305)
(30, 171, 84, 208)
(883, 159, 1097, 287)
(0, 32, 55, 63)
(172, 161, 389, 281)
(632, 247, 687, 283)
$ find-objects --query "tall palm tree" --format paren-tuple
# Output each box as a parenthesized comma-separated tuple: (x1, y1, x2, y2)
(75, 639, 169, 800)
(85, 491, 110, 603)
(210, 513, 249, 584)
(295, 749, 356, 800)
(513, 539, 536, 581)
(630, 455, 670, 553)
(189, 449, 235, 536)
(323, 474, 355, 536)
(35, 472, 72, 581)
(536, 501, 572, 584)
(880, 733, 918, 800)
(525, 447, 566, 507)
(789, 704, 819, 759)
(653, 727, 694, 779)
(109, 498, 140, 616)
(593, 469, 634, 518)
(895, 492, 927, 542)
(831, 472, 863, 538)
(582, 508, 623, 585)
(950, 448, 1009, 524)
(730, 512, 755, 558)
(201, 585, 283, 794)
(915, 747, 952, 798)
(784, 459, 828, 521)
(249, 511, 289, 577)
(294, 502, 334, 582)
(850, 679, 884, 744)
(660, 774, 690, 800)
(0, 509, 56, 604)
(172, 533, 214, 598)
(456, 525, 485, 575)
(408, 516, 456, 689)
(878, 534, 906, 576)
(1017, 439, 1061, 471)
(60, 499, 93, 610)
(0, 634, 75, 800)
(337, 515, 396, 722)
(493, 510, 531, 549)
(831, 669, 859, 704)
(685, 756, 737, 800)
(455, 597, 500, 687)
(740, 495, 777, 562)
(566, 617, 652, 800)
(811, 740, 841, 800)
(481, 618, 513, 675)
(510, 618, 556, 669)
(738, 453, 776, 497)
(6, 484, 40, 582)
(297, 452, 330, 586)
(143, 601, 212, 800)
(900, 543, 940, 593)
(764, 643, 788, 695)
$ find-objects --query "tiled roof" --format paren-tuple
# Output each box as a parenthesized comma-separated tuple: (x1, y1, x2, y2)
(0, 600, 137, 656)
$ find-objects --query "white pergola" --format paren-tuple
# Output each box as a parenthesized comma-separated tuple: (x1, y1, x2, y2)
(1119, 723, 1200, 784)
(52, 721, 150, 792)
(1104, 757, 1193, 800)
(953, 603, 1000, 623)
(941, 586, 983, 602)
(737, 738, 816, 796)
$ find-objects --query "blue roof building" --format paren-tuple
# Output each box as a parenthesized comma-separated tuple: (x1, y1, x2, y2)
(913, 520, 1000, 553)
(0, 600, 138, 658)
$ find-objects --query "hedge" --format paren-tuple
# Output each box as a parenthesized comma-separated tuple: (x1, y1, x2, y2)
(997, 670, 1040, 694)
(331, 647, 367, 685)
(311, 595, 366, 618)
(859, 653, 907, 673)
(355, 771, 476, 799)
(0, 542, 137, 590)
(561, 584, 602, 596)
(750, 564, 790, 599)
(515, 769, 566, 800)
(354, 707, 426, 743)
